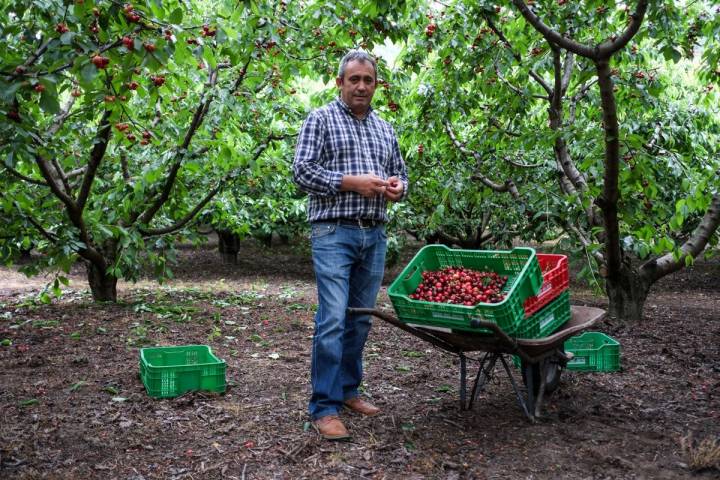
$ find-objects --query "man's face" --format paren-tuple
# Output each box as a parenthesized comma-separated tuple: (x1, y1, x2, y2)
(336, 59, 377, 116)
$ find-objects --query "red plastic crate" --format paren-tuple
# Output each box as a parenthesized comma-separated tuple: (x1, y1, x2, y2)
(523, 254, 569, 318)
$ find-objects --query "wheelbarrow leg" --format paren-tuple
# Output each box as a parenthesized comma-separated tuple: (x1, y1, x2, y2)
(498, 355, 534, 422)
(469, 353, 498, 410)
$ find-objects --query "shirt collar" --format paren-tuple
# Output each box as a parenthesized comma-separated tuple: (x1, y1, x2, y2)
(336, 96, 373, 120)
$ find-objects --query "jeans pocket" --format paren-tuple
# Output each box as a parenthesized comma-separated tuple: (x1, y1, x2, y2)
(311, 223, 336, 239)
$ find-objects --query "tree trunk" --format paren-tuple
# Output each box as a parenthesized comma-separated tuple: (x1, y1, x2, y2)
(217, 230, 240, 264)
(605, 264, 651, 322)
(86, 262, 118, 302)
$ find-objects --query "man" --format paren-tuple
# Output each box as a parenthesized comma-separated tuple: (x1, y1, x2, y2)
(292, 50, 408, 440)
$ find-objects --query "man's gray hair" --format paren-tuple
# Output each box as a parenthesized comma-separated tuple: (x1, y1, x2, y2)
(337, 50, 377, 80)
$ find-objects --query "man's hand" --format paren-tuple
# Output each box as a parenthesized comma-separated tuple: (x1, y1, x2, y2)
(383, 176, 404, 202)
(340, 174, 388, 198)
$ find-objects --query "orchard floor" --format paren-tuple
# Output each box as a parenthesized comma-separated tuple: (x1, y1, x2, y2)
(1, 238, 718, 480)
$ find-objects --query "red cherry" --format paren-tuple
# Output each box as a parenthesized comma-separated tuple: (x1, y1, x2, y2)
(34, 84, 45, 93)
(122, 36, 134, 49)
(56, 23, 69, 34)
(91, 55, 109, 69)
(143, 42, 156, 53)
(126, 11, 141, 22)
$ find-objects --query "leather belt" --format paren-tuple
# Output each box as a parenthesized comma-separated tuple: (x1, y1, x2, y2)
(334, 218, 383, 228)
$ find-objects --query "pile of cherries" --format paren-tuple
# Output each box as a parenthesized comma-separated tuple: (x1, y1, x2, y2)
(409, 266, 508, 306)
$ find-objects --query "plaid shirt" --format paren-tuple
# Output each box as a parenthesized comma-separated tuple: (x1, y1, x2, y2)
(293, 97, 408, 223)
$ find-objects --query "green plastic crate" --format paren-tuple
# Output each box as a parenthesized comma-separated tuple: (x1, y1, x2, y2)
(512, 331, 621, 371)
(514, 290, 571, 339)
(140, 345, 226, 398)
(565, 332, 621, 372)
(387, 245, 542, 334)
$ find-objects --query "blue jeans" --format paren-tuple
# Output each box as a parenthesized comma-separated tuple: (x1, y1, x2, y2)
(309, 222, 387, 420)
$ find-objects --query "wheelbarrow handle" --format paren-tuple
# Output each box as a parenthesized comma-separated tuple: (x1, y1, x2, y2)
(347, 307, 462, 354)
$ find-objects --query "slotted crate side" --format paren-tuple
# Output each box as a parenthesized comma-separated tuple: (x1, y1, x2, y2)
(513, 290, 571, 339)
(512, 330, 621, 370)
(565, 332, 621, 372)
(140, 345, 226, 398)
(388, 245, 542, 334)
(523, 254, 570, 318)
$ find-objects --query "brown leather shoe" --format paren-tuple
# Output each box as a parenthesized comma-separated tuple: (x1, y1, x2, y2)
(313, 415, 350, 440)
(344, 397, 381, 417)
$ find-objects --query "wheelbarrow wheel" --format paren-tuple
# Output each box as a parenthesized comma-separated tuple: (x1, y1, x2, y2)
(520, 354, 563, 395)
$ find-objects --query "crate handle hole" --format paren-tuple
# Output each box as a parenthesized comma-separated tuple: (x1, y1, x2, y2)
(404, 265, 420, 281)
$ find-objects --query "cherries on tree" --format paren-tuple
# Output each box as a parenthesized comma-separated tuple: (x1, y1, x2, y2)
(91, 55, 110, 69)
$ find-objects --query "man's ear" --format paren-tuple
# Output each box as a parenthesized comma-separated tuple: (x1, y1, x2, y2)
(335, 76, 343, 88)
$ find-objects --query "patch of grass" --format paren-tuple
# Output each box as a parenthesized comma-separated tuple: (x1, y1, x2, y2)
(681, 434, 720, 472)
(32, 319, 60, 329)
(126, 323, 151, 346)
(211, 291, 265, 307)
(285, 302, 312, 312)
(278, 286, 298, 300)
(402, 350, 424, 358)
(133, 302, 199, 323)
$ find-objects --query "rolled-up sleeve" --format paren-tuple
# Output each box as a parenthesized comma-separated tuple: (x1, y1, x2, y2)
(292, 112, 343, 197)
(389, 127, 409, 201)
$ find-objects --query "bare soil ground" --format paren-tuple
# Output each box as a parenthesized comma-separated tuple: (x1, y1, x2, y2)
(1, 238, 718, 480)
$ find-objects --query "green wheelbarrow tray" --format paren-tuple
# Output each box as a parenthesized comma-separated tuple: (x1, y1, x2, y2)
(348, 305, 605, 422)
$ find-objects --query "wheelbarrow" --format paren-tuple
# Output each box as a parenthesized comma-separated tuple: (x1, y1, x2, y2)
(348, 305, 605, 421)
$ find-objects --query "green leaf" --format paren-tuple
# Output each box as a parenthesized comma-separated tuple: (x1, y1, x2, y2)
(60, 31, 75, 45)
(40, 90, 60, 114)
(0, 81, 23, 102)
(69, 381, 87, 392)
(169, 7, 183, 24)
(79, 62, 98, 86)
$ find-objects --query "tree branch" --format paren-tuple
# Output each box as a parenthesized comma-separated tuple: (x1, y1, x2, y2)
(528, 70, 552, 97)
(77, 109, 113, 212)
(560, 50, 575, 95)
(495, 66, 548, 100)
(34, 155, 76, 208)
(47, 96, 77, 136)
(596, 1, 649, 59)
(444, 121, 509, 192)
(136, 68, 220, 226)
(3, 165, 48, 186)
(643, 193, 720, 282)
(568, 79, 598, 124)
(503, 155, 543, 168)
(512, 0, 597, 59)
(595, 59, 622, 280)
(139, 134, 283, 236)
